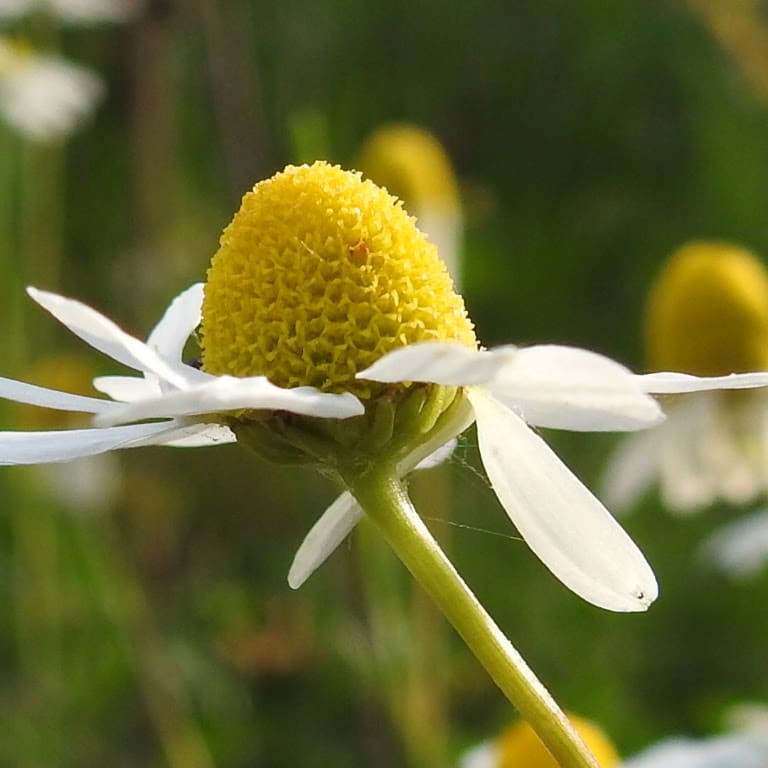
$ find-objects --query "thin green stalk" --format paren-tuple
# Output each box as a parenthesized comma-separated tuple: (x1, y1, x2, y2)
(345, 465, 600, 768)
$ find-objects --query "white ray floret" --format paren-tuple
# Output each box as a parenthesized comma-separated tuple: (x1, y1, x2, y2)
(5, 289, 768, 612)
(0, 40, 103, 141)
(291, 340, 768, 612)
(0, 285, 363, 467)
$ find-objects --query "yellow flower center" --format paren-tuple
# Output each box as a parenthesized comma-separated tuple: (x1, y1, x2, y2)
(494, 714, 620, 768)
(358, 124, 460, 214)
(200, 161, 476, 399)
(645, 241, 768, 375)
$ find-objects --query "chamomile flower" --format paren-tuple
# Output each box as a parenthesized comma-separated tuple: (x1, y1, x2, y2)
(603, 242, 768, 513)
(460, 714, 620, 768)
(2, 164, 768, 616)
(0, 37, 103, 141)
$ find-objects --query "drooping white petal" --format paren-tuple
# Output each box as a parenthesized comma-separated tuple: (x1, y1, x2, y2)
(486, 345, 664, 432)
(0, 375, 119, 414)
(125, 421, 236, 448)
(94, 375, 364, 427)
(288, 440, 458, 590)
(288, 491, 363, 589)
(92, 375, 160, 402)
(146, 283, 203, 362)
(358, 342, 516, 385)
(26, 287, 192, 389)
(0, 421, 178, 464)
(637, 371, 768, 393)
(601, 427, 665, 510)
(288, 396, 475, 589)
(467, 388, 657, 612)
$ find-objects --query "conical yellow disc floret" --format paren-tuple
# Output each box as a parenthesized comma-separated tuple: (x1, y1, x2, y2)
(645, 241, 768, 375)
(200, 162, 475, 398)
(494, 714, 620, 768)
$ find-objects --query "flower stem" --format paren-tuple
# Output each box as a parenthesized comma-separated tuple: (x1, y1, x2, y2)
(345, 465, 600, 768)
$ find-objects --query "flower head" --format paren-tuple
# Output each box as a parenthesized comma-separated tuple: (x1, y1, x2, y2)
(461, 714, 620, 768)
(604, 241, 768, 512)
(3, 166, 768, 613)
(645, 241, 768, 376)
(0, 36, 103, 141)
(200, 161, 474, 397)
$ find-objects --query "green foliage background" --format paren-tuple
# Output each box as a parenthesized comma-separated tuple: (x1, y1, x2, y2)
(1, 1, 768, 766)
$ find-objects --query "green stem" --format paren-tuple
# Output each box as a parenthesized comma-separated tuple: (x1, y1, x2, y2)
(345, 465, 599, 768)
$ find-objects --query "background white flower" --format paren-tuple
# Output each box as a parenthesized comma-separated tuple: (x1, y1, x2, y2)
(700, 507, 768, 579)
(0, 38, 103, 141)
(0, 0, 134, 24)
(624, 734, 768, 768)
(603, 242, 768, 514)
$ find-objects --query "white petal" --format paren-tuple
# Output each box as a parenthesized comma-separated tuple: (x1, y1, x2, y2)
(27, 288, 192, 389)
(128, 421, 236, 448)
(287, 439, 459, 590)
(638, 371, 768, 393)
(0, 421, 178, 464)
(459, 741, 498, 768)
(625, 736, 768, 768)
(487, 345, 664, 431)
(468, 388, 657, 612)
(657, 396, 720, 513)
(94, 375, 364, 426)
(288, 491, 363, 589)
(146, 283, 203, 362)
(701, 509, 768, 579)
(0, 375, 118, 414)
(358, 342, 516, 385)
(92, 375, 160, 402)
(601, 428, 665, 510)
(288, 396, 476, 589)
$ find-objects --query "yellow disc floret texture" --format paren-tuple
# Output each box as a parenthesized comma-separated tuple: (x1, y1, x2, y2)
(200, 162, 476, 398)
(645, 241, 768, 375)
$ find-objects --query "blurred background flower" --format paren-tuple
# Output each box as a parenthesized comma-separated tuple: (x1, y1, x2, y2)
(0, 37, 102, 141)
(604, 241, 768, 513)
(3, 1, 768, 766)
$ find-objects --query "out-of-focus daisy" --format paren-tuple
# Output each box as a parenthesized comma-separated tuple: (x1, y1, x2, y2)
(0, 0, 134, 24)
(604, 241, 768, 513)
(0, 37, 103, 141)
(460, 714, 620, 768)
(700, 507, 768, 579)
(2, 165, 768, 615)
(359, 123, 463, 283)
